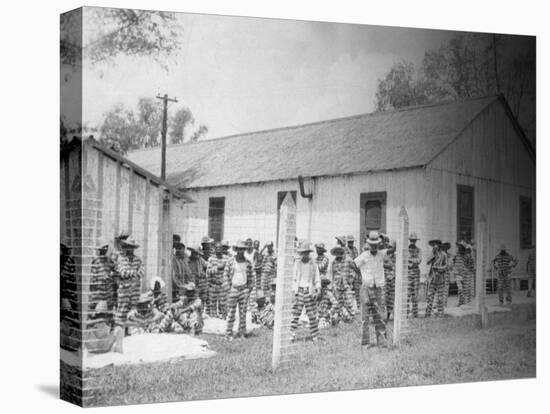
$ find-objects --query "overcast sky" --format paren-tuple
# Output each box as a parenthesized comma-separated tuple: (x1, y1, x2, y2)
(79, 12, 458, 140)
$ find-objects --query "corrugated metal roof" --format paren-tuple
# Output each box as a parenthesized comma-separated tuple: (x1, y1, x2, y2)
(128, 95, 500, 189)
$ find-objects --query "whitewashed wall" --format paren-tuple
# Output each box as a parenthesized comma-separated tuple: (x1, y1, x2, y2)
(427, 101, 536, 276)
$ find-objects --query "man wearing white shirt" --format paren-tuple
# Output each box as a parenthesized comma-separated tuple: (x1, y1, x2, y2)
(290, 241, 321, 341)
(354, 231, 388, 347)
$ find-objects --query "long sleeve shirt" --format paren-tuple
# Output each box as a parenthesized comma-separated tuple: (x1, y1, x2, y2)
(354, 249, 387, 287)
(207, 255, 228, 285)
(315, 254, 330, 277)
(327, 256, 359, 290)
(408, 246, 422, 269)
(292, 259, 321, 292)
(224, 257, 254, 289)
(172, 255, 191, 298)
(493, 252, 518, 272)
(90, 255, 116, 310)
(261, 253, 277, 280)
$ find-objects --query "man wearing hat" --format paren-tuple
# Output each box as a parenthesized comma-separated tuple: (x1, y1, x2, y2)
(187, 245, 208, 308)
(335, 236, 346, 248)
(150, 276, 170, 314)
(172, 239, 191, 302)
(206, 242, 229, 318)
(244, 238, 261, 290)
(60, 242, 77, 316)
(224, 240, 255, 339)
(90, 241, 116, 324)
(113, 238, 144, 328)
(441, 242, 453, 307)
(383, 240, 397, 321)
(492, 244, 518, 305)
(407, 232, 422, 318)
(317, 277, 339, 329)
(453, 240, 470, 306)
(354, 231, 389, 347)
(327, 245, 358, 322)
(346, 235, 359, 260)
(170, 282, 204, 335)
(221, 240, 232, 258)
(260, 242, 277, 295)
(315, 243, 330, 278)
(201, 236, 214, 261)
(126, 292, 165, 335)
(425, 239, 448, 317)
(290, 241, 321, 341)
(251, 290, 275, 329)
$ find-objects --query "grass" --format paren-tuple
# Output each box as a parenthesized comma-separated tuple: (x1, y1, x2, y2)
(90, 303, 536, 407)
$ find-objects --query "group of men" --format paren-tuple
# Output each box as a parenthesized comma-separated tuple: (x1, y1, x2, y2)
(60, 228, 524, 353)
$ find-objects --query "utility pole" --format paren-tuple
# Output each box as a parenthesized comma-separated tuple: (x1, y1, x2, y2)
(156, 93, 178, 180)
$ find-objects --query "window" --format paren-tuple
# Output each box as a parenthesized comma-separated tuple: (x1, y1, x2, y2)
(360, 192, 387, 248)
(208, 197, 225, 242)
(520, 196, 533, 249)
(276, 191, 297, 246)
(457, 185, 474, 242)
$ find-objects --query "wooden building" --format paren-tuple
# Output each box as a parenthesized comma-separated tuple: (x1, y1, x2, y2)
(129, 95, 535, 281)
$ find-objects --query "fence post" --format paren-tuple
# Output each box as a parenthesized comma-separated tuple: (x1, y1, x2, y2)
(393, 206, 409, 345)
(272, 192, 297, 371)
(475, 214, 488, 328)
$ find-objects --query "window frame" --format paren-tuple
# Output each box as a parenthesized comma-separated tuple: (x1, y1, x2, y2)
(208, 196, 225, 242)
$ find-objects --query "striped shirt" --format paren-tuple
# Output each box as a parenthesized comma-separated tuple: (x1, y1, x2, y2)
(90, 255, 116, 310)
(408, 246, 422, 268)
(493, 252, 518, 272)
(114, 253, 144, 305)
(152, 291, 169, 313)
(261, 253, 277, 280)
(315, 254, 330, 277)
(327, 256, 359, 289)
(207, 255, 228, 285)
(172, 255, 190, 299)
(346, 245, 359, 260)
(452, 253, 470, 277)
(384, 252, 396, 281)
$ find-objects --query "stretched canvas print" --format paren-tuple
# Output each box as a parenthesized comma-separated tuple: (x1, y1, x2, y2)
(60, 6, 536, 407)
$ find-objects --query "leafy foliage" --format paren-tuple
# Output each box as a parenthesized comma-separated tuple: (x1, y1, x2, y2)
(376, 34, 535, 142)
(169, 108, 194, 145)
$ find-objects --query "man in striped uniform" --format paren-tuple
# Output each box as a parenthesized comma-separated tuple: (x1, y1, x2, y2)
(206, 242, 228, 318)
(346, 235, 359, 259)
(317, 277, 339, 329)
(126, 292, 165, 335)
(187, 245, 208, 309)
(113, 239, 144, 329)
(90, 241, 116, 325)
(225, 240, 255, 340)
(493, 245, 518, 305)
(290, 241, 321, 341)
(172, 240, 190, 302)
(170, 282, 204, 335)
(383, 241, 396, 321)
(150, 276, 170, 314)
(260, 242, 277, 295)
(221, 240, 232, 257)
(315, 243, 330, 278)
(60, 242, 77, 320)
(453, 241, 470, 306)
(354, 231, 389, 347)
(251, 290, 275, 329)
(425, 239, 448, 317)
(441, 242, 453, 307)
(327, 245, 358, 321)
(526, 248, 535, 298)
(407, 233, 422, 318)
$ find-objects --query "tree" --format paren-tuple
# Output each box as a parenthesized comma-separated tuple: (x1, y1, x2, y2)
(99, 104, 141, 154)
(169, 108, 194, 144)
(61, 8, 182, 70)
(375, 33, 535, 142)
(190, 124, 209, 142)
(136, 98, 163, 148)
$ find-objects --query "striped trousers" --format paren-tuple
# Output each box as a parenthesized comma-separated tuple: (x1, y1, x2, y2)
(385, 276, 395, 319)
(443, 271, 450, 307)
(456, 274, 467, 306)
(225, 285, 249, 336)
(114, 281, 133, 326)
(208, 283, 225, 317)
(360, 286, 386, 346)
(425, 272, 445, 317)
(290, 287, 319, 339)
(407, 267, 420, 317)
(497, 270, 512, 305)
(334, 284, 357, 321)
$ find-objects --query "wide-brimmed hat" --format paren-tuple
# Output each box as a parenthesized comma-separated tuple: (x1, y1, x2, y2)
(187, 245, 203, 255)
(335, 236, 346, 244)
(409, 232, 419, 241)
(346, 234, 355, 242)
(115, 230, 131, 240)
(245, 238, 253, 244)
(297, 241, 313, 253)
(499, 243, 507, 251)
(441, 242, 451, 251)
(366, 231, 382, 245)
(120, 238, 139, 248)
(149, 276, 166, 290)
(320, 277, 331, 286)
(201, 236, 214, 245)
(221, 239, 231, 247)
(95, 240, 110, 250)
(233, 240, 248, 249)
(428, 239, 442, 247)
(330, 245, 346, 256)
(456, 240, 468, 249)
(265, 241, 274, 248)
(174, 240, 186, 248)
(137, 291, 154, 304)
(315, 243, 327, 252)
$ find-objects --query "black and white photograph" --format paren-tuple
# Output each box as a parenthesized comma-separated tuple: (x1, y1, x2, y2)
(57, 3, 537, 408)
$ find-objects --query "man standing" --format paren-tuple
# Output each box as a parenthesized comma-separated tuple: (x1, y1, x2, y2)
(493, 244, 518, 305)
(221, 240, 232, 257)
(425, 239, 448, 317)
(346, 235, 359, 259)
(206, 242, 228, 318)
(90, 241, 116, 321)
(354, 231, 388, 347)
(453, 241, 470, 306)
(187, 245, 208, 309)
(314, 243, 330, 278)
(526, 247, 536, 298)
(201, 236, 214, 261)
(383, 240, 396, 321)
(441, 242, 453, 307)
(317, 277, 339, 329)
(260, 242, 277, 295)
(224, 240, 255, 340)
(290, 242, 321, 342)
(327, 245, 358, 321)
(407, 233, 422, 318)
(114, 238, 144, 329)
(172, 240, 190, 302)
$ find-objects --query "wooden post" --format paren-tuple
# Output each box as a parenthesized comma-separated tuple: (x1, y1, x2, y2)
(475, 214, 488, 328)
(393, 206, 409, 345)
(272, 192, 297, 371)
